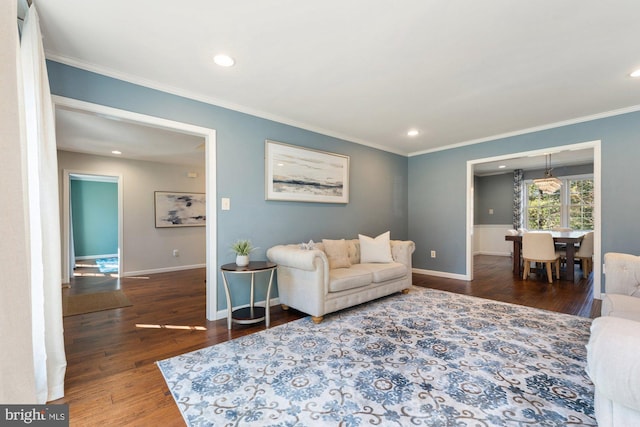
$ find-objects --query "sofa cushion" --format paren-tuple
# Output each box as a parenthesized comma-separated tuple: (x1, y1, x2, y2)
(359, 231, 393, 263)
(322, 239, 351, 269)
(328, 268, 372, 292)
(354, 262, 407, 283)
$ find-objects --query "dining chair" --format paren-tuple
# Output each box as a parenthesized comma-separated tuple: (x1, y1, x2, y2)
(522, 232, 561, 284)
(574, 231, 594, 278)
(551, 227, 573, 251)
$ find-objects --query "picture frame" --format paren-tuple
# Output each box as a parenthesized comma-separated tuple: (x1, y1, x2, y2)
(265, 140, 350, 203)
(154, 191, 206, 228)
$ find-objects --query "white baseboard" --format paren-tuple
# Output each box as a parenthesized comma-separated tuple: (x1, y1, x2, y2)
(75, 253, 118, 260)
(122, 263, 206, 277)
(215, 297, 282, 321)
(412, 268, 470, 281)
(474, 251, 511, 257)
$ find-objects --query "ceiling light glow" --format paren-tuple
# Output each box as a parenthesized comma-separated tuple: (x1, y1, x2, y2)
(630, 69, 640, 78)
(214, 54, 235, 67)
(498, 165, 506, 169)
(407, 129, 419, 137)
(112, 150, 122, 155)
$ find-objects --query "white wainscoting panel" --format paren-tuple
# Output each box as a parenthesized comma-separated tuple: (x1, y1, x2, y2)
(474, 224, 512, 256)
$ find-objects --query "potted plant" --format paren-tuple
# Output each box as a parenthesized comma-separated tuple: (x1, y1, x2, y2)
(231, 239, 256, 267)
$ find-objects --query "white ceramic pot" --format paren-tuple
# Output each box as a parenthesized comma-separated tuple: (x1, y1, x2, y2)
(235, 255, 249, 267)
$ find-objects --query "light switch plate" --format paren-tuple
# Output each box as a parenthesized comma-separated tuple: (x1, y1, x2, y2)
(221, 198, 231, 210)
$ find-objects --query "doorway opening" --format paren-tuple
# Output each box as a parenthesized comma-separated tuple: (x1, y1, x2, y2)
(466, 140, 602, 298)
(54, 96, 219, 320)
(67, 172, 122, 281)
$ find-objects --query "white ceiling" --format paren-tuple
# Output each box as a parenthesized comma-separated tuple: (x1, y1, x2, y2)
(37, 0, 640, 157)
(473, 148, 593, 176)
(56, 108, 205, 166)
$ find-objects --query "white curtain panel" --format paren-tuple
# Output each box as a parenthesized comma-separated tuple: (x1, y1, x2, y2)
(21, 4, 67, 402)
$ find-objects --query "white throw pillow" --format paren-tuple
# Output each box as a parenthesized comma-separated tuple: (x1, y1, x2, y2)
(359, 231, 393, 263)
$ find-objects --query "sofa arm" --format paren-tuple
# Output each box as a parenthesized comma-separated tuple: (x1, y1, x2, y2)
(586, 316, 640, 412)
(604, 252, 640, 297)
(391, 240, 415, 268)
(266, 245, 329, 272)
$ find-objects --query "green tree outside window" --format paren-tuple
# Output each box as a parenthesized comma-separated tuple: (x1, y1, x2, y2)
(524, 177, 593, 230)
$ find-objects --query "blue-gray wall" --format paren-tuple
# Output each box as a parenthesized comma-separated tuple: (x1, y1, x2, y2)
(70, 179, 118, 257)
(48, 60, 640, 302)
(47, 61, 408, 310)
(522, 163, 593, 180)
(474, 173, 512, 225)
(410, 112, 640, 281)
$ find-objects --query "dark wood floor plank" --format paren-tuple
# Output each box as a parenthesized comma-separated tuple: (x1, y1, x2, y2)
(52, 255, 599, 425)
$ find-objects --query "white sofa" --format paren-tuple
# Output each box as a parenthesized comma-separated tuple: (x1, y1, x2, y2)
(586, 252, 640, 426)
(266, 238, 415, 323)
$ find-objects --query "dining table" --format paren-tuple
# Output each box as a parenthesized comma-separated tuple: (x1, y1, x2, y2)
(505, 230, 590, 282)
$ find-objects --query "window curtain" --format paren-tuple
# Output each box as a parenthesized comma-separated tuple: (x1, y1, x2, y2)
(20, 4, 67, 402)
(513, 169, 523, 230)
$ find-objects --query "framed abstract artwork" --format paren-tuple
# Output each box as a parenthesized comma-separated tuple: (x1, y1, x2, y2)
(265, 140, 350, 203)
(154, 191, 206, 227)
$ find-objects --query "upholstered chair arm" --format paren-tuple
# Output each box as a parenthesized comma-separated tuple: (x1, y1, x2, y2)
(604, 252, 640, 297)
(586, 316, 640, 414)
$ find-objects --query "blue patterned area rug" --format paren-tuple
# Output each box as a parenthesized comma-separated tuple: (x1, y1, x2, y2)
(157, 287, 595, 426)
(95, 257, 118, 273)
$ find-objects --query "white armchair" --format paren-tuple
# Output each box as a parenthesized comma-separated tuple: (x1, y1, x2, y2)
(601, 252, 640, 321)
(586, 316, 640, 427)
(586, 252, 640, 426)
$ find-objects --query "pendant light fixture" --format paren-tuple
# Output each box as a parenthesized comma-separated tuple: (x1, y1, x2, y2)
(533, 154, 562, 194)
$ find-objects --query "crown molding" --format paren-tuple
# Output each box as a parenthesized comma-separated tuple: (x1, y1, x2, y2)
(45, 52, 408, 157)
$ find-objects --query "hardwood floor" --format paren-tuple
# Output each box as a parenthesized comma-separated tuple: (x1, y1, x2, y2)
(414, 254, 600, 318)
(52, 255, 599, 425)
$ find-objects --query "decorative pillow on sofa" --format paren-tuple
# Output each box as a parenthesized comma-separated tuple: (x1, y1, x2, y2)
(300, 239, 316, 250)
(359, 231, 393, 263)
(322, 239, 352, 269)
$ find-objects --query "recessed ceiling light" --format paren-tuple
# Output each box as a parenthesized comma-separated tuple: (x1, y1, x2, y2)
(407, 129, 419, 137)
(112, 150, 122, 155)
(630, 69, 640, 78)
(214, 54, 235, 67)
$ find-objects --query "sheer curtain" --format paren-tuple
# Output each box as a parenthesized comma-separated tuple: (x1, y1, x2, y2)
(21, 4, 67, 402)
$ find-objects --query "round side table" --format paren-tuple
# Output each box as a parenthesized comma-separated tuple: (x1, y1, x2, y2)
(220, 261, 277, 329)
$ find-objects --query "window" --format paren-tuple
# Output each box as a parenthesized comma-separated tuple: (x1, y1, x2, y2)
(524, 175, 593, 230)
(568, 178, 594, 230)
(525, 185, 561, 229)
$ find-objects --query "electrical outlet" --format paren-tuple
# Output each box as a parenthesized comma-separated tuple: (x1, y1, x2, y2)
(430, 250, 436, 258)
(173, 249, 179, 257)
